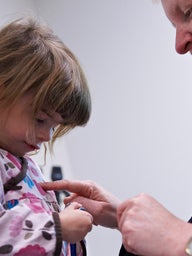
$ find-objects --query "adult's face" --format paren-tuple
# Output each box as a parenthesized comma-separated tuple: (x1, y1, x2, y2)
(161, 0, 192, 54)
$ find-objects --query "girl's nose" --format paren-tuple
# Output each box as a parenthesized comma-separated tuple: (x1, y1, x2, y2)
(175, 26, 192, 54)
(38, 128, 53, 142)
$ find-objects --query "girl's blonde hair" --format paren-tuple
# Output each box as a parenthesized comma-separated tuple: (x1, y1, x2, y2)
(0, 17, 91, 147)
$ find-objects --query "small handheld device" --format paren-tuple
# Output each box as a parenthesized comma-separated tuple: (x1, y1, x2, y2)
(51, 166, 70, 206)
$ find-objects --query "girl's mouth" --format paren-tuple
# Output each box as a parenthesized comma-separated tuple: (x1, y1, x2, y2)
(25, 142, 40, 151)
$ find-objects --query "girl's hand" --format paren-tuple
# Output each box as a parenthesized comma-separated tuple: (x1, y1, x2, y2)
(59, 202, 93, 243)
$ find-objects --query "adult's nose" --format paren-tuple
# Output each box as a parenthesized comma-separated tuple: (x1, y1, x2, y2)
(175, 25, 192, 54)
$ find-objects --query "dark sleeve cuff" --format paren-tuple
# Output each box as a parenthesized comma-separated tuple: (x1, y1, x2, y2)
(52, 212, 62, 256)
(119, 244, 138, 256)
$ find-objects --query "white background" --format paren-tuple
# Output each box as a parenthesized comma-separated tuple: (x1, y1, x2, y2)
(1, 1, 192, 255)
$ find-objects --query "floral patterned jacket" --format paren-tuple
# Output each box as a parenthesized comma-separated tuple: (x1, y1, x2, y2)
(0, 149, 86, 256)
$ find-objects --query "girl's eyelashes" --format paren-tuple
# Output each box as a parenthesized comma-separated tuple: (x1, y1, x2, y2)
(35, 111, 61, 131)
(36, 118, 45, 124)
(52, 125, 60, 132)
(35, 111, 48, 124)
(184, 8, 192, 21)
(35, 117, 57, 132)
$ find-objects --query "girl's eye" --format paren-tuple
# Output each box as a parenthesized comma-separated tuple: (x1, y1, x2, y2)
(36, 118, 45, 124)
(184, 8, 192, 20)
(52, 125, 59, 133)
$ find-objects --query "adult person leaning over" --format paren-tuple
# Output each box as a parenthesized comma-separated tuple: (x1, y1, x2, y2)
(42, 0, 192, 255)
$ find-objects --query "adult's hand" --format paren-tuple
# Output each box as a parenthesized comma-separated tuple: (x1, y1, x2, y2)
(41, 179, 121, 228)
(117, 193, 192, 256)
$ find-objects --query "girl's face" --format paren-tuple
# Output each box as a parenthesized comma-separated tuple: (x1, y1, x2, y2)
(0, 93, 63, 156)
(161, 0, 192, 54)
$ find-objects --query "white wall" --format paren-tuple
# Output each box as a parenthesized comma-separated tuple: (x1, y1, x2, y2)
(1, 1, 192, 256)
(0, 0, 35, 23)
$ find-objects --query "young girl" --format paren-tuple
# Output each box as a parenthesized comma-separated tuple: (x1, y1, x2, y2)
(0, 17, 92, 256)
